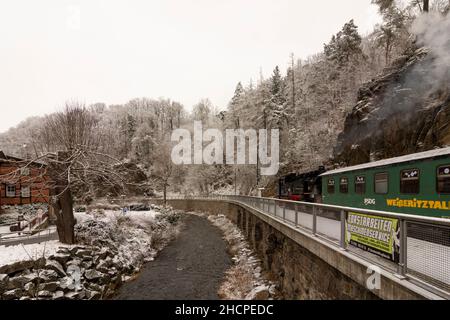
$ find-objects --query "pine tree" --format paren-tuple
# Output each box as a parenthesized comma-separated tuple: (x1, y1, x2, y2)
(372, 0, 395, 12)
(228, 82, 245, 128)
(268, 66, 287, 128)
(270, 66, 283, 98)
(253, 81, 271, 130)
(231, 82, 244, 106)
(375, 5, 408, 64)
(324, 20, 363, 66)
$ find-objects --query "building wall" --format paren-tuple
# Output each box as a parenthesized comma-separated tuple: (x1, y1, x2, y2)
(0, 163, 50, 207)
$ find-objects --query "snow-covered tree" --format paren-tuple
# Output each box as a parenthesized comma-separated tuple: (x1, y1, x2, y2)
(192, 99, 213, 125)
(227, 82, 245, 128)
(268, 66, 288, 129)
(324, 20, 364, 66)
(375, 5, 409, 64)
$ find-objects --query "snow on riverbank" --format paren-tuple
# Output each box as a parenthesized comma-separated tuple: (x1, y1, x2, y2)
(0, 240, 69, 267)
(200, 213, 278, 300)
(75, 209, 160, 226)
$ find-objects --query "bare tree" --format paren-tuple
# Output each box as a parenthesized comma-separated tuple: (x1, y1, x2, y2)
(30, 102, 125, 244)
(151, 141, 175, 206)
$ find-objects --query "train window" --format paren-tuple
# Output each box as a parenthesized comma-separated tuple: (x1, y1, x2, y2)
(375, 173, 388, 194)
(327, 179, 335, 194)
(437, 165, 450, 194)
(400, 169, 420, 194)
(293, 187, 303, 194)
(355, 176, 366, 194)
(340, 178, 349, 193)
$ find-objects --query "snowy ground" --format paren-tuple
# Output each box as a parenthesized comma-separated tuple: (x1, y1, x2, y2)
(0, 225, 11, 234)
(0, 240, 69, 267)
(0, 206, 180, 274)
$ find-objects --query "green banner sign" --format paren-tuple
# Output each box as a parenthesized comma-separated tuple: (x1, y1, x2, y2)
(346, 212, 400, 262)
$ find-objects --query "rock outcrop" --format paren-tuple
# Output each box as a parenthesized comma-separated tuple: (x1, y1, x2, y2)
(334, 46, 450, 166)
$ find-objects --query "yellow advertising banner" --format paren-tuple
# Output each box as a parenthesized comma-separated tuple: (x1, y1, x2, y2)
(346, 212, 399, 261)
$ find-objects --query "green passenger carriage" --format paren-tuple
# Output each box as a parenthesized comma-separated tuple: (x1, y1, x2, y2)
(320, 147, 450, 218)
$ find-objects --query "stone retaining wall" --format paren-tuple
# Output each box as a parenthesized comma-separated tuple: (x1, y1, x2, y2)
(0, 245, 126, 300)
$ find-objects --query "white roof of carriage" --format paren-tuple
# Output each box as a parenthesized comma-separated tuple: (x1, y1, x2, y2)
(321, 146, 450, 177)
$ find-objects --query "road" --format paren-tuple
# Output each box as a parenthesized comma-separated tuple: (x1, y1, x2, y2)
(114, 214, 232, 300)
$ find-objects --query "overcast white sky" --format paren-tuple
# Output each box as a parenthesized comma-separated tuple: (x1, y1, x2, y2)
(0, 0, 382, 133)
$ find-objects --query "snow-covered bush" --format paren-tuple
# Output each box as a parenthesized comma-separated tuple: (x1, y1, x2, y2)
(74, 206, 182, 274)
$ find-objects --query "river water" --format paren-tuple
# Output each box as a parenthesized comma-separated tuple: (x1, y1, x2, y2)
(114, 214, 232, 300)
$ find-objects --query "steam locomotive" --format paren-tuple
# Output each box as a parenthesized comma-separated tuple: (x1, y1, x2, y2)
(278, 166, 326, 203)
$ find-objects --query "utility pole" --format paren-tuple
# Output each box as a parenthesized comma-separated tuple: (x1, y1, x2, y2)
(290, 53, 296, 113)
(234, 166, 238, 195)
(256, 143, 260, 186)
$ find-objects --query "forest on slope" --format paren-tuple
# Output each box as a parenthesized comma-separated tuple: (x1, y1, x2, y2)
(0, 0, 449, 198)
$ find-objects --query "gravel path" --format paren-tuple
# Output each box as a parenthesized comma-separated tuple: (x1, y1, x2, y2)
(114, 214, 232, 300)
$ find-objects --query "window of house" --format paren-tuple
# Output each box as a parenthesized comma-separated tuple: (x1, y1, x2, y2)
(437, 165, 450, 194)
(21, 186, 31, 198)
(6, 185, 16, 198)
(400, 169, 420, 194)
(355, 176, 366, 194)
(327, 179, 335, 194)
(340, 177, 349, 193)
(375, 173, 389, 194)
(20, 167, 30, 176)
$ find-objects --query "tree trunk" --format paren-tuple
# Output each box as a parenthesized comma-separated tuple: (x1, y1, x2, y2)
(423, 0, 429, 12)
(163, 184, 167, 206)
(49, 151, 76, 244)
(385, 38, 391, 66)
(52, 187, 75, 244)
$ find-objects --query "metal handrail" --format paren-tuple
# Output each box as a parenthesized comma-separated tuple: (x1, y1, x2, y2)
(161, 194, 450, 298)
(219, 195, 450, 226)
